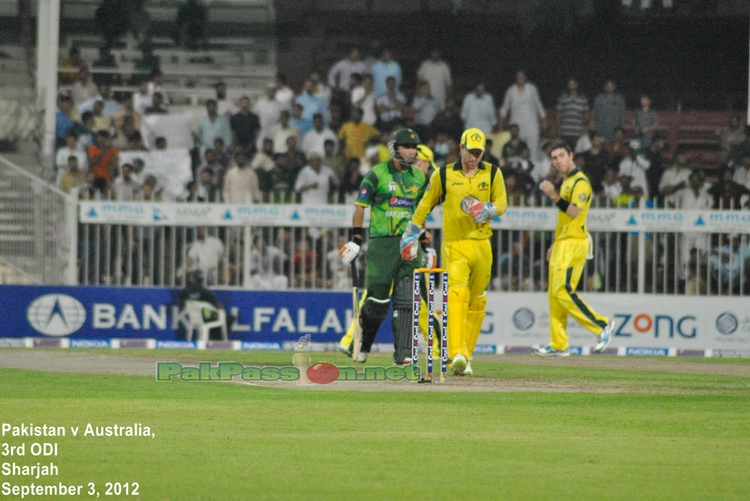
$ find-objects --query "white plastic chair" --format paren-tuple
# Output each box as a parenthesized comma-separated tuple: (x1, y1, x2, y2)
(184, 300, 228, 342)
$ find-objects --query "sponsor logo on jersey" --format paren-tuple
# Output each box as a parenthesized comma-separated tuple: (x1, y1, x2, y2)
(389, 196, 415, 208)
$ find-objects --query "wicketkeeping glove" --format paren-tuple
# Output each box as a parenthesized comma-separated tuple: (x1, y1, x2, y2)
(399, 222, 423, 261)
(461, 195, 498, 224)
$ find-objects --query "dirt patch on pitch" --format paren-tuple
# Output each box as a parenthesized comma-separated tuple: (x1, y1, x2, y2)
(1, 350, 747, 394)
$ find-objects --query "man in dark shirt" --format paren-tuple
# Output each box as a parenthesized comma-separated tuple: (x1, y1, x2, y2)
(178, 271, 232, 339)
(230, 96, 261, 155)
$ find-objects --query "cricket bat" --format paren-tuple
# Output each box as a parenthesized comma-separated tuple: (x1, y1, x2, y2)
(351, 260, 362, 360)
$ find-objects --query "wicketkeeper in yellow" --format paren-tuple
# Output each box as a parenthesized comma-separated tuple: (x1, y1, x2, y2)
(400, 128, 507, 375)
(534, 142, 615, 357)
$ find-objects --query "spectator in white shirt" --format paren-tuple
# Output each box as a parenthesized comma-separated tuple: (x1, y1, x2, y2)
(674, 171, 711, 275)
(302, 113, 338, 158)
(499, 70, 546, 162)
(55, 131, 88, 183)
(223, 148, 262, 204)
(271, 110, 300, 154)
(187, 226, 226, 285)
(618, 141, 651, 199)
(214, 81, 238, 117)
(112, 163, 142, 201)
(416, 49, 452, 110)
(350, 74, 377, 126)
(327, 48, 367, 92)
(294, 152, 339, 205)
(274, 73, 295, 111)
(248, 236, 289, 290)
(461, 83, 496, 135)
(658, 152, 692, 207)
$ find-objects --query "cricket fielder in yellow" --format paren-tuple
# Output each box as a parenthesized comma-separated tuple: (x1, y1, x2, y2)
(401, 128, 507, 375)
(535, 142, 615, 357)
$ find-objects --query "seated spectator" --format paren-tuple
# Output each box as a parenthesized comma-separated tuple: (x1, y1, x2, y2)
(612, 173, 644, 208)
(124, 131, 148, 152)
(78, 83, 121, 118)
(91, 100, 113, 134)
(212, 138, 230, 168)
(55, 131, 88, 183)
(294, 152, 339, 204)
(350, 73, 377, 126)
(309, 71, 332, 109)
(731, 153, 750, 190)
(709, 167, 750, 209)
(59, 46, 88, 85)
(75, 111, 95, 151)
(600, 166, 623, 205)
(196, 167, 221, 203)
(482, 138, 501, 166)
(147, 69, 170, 109)
(370, 48, 402, 96)
(708, 234, 750, 293)
(338, 107, 379, 160)
(176, 0, 207, 50)
(321, 139, 346, 183)
(71, 68, 99, 108)
(575, 119, 597, 155)
(186, 226, 225, 286)
(87, 130, 119, 186)
(618, 140, 650, 199)
(501, 124, 528, 165)
(376, 75, 406, 131)
(215, 81, 238, 118)
(289, 103, 312, 137)
(658, 152, 692, 207)
(112, 163, 142, 201)
(271, 110, 300, 155)
(432, 99, 464, 142)
(58, 156, 88, 194)
(302, 114, 337, 158)
(248, 236, 288, 290)
(195, 99, 232, 157)
(133, 81, 151, 116)
(144, 91, 168, 115)
(223, 147, 261, 204)
(293, 238, 321, 289)
(56, 94, 79, 147)
(230, 96, 261, 154)
(114, 97, 142, 149)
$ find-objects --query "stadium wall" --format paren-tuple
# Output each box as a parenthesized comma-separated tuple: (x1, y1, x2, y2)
(3, 285, 748, 357)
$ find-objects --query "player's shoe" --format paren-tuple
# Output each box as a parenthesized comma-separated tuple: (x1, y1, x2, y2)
(451, 354, 467, 375)
(355, 351, 368, 363)
(595, 321, 616, 353)
(394, 357, 412, 366)
(464, 361, 473, 376)
(533, 345, 570, 357)
(339, 342, 353, 357)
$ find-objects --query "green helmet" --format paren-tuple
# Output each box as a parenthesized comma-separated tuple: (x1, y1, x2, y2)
(388, 128, 421, 166)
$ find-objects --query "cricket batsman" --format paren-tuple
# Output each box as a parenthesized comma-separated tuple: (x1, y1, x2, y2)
(339, 128, 428, 364)
(401, 128, 507, 375)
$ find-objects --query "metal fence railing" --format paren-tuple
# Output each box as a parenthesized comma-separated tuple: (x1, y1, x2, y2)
(0, 156, 77, 284)
(74, 191, 750, 297)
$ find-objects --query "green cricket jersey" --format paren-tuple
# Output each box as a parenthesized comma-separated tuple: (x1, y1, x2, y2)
(355, 160, 427, 237)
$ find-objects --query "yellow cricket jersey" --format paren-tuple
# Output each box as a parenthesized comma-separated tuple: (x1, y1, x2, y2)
(555, 167, 592, 240)
(412, 161, 507, 241)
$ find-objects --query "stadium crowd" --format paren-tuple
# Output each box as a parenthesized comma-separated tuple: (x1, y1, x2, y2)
(55, 37, 750, 295)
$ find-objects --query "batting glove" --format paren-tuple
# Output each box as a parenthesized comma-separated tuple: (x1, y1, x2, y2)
(422, 247, 438, 268)
(339, 241, 361, 265)
(461, 196, 498, 224)
(400, 222, 423, 261)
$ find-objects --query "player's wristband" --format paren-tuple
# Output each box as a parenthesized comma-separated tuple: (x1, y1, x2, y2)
(352, 227, 364, 244)
(556, 199, 570, 213)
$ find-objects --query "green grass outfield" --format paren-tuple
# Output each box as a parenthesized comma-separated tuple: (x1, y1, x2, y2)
(1, 350, 749, 500)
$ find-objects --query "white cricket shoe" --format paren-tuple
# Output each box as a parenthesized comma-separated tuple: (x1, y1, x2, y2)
(355, 351, 368, 363)
(464, 361, 473, 376)
(595, 321, 616, 353)
(533, 345, 570, 357)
